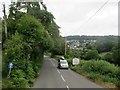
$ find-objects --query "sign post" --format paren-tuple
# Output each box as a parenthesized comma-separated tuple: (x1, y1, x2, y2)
(7, 62, 13, 78)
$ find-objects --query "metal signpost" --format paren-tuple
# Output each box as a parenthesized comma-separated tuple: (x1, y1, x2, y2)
(7, 62, 13, 78)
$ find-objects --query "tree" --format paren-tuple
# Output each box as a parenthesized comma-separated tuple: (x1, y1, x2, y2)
(96, 40, 116, 53)
(84, 50, 100, 60)
(102, 52, 113, 63)
(0, 18, 2, 41)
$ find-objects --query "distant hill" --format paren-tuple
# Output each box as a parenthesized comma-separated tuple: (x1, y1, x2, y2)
(66, 35, 118, 41)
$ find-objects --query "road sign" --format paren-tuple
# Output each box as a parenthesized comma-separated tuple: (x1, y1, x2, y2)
(7, 62, 13, 78)
(72, 58, 80, 65)
(8, 62, 13, 68)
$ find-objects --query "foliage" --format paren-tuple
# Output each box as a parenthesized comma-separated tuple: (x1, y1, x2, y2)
(112, 49, 120, 66)
(71, 60, 120, 87)
(2, 0, 63, 88)
(3, 12, 54, 88)
(96, 40, 116, 53)
(33, 10, 54, 27)
(16, 14, 54, 50)
(47, 23, 65, 55)
(68, 49, 81, 58)
(112, 39, 120, 66)
(10, 78, 29, 88)
(0, 18, 2, 41)
(84, 50, 100, 60)
(101, 52, 114, 63)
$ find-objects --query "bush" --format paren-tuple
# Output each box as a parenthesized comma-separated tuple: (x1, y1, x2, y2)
(3, 13, 51, 88)
(66, 58, 72, 65)
(96, 40, 116, 53)
(16, 14, 54, 50)
(64, 54, 71, 59)
(87, 73, 118, 85)
(2, 78, 29, 88)
(11, 70, 26, 78)
(112, 49, 120, 66)
(71, 60, 120, 87)
(81, 60, 118, 77)
(101, 52, 113, 63)
(10, 78, 29, 88)
(25, 62, 36, 80)
(84, 50, 99, 60)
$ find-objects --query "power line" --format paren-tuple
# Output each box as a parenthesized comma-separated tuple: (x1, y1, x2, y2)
(73, 0, 110, 35)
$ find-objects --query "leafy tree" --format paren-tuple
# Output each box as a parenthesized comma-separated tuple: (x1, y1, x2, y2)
(112, 49, 120, 66)
(84, 50, 100, 60)
(46, 22, 65, 56)
(86, 44, 94, 50)
(96, 40, 116, 53)
(68, 49, 81, 58)
(16, 14, 53, 50)
(102, 52, 113, 63)
(3, 7, 54, 87)
(0, 18, 2, 41)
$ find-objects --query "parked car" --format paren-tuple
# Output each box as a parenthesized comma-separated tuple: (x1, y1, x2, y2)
(58, 59, 69, 69)
(58, 57, 65, 62)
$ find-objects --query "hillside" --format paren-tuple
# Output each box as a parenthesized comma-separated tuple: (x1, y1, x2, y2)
(66, 35, 118, 41)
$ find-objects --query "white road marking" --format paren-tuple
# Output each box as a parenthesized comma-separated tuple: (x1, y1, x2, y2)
(57, 70, 60, 74)
(61, 75, 65, 82)
(66, 85, 69, 90)
(49, 57, 69, 89)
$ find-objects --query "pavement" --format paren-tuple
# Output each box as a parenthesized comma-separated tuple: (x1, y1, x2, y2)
(33, 56, 103, 89)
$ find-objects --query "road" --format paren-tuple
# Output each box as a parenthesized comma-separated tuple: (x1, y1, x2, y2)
(33, 56, 103, 89)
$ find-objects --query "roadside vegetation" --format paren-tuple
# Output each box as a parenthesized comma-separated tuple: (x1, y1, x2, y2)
(2, 1, 119, 89)
(71, 60, 120, 88)
(2, 2, 64, 88)
(52, 36, 120, 88)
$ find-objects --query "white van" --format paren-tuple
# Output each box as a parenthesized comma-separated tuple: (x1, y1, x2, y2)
(58, 60, 69, 69)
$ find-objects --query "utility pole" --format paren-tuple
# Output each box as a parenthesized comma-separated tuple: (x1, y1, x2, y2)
(65, 37, 67, 55)
(3, 4, 8, 40)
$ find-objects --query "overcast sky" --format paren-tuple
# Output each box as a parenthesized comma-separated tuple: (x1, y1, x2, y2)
(0, 0, 119, 36)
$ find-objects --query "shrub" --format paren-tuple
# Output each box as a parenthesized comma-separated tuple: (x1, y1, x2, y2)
(101, 52, 114, 63)
(66, 58, 72, 65)
(81, 60, 118, 77)
(10, 78, 29, 88)
(84, 50, 99, 60)
(25, 61, 36, 80)
(71, 60, 120, 87)
(64, 54, 71, 59)
(11, 70, 26, 78)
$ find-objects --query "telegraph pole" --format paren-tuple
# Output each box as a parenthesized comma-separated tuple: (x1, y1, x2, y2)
(65, 37, 67, 55)
(3, 4, 8, 40)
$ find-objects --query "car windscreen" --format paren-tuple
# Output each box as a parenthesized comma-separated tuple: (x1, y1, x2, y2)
(60, 61, 67, 64)
(60, 58, 64, 60)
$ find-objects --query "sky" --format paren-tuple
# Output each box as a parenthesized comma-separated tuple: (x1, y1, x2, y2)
(0, 0, 119, 36)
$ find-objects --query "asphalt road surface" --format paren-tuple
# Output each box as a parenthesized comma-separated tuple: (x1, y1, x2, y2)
(33, 56, 103, 89)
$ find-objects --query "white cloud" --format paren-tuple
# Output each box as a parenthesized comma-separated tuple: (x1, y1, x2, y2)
(0, 0, 118, 36)
(45, 0, 118, 36)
